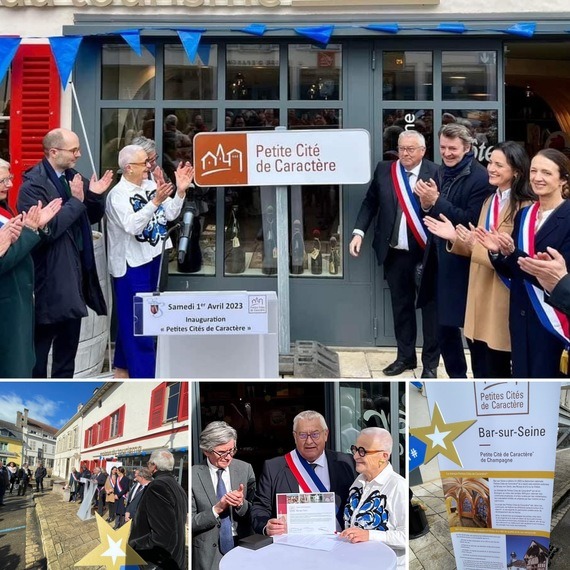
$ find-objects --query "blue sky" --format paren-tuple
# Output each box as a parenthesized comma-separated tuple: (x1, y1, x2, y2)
(0, 381, 104, 429)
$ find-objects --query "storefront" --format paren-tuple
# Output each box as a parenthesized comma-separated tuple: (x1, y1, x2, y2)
(191, 380, 405, 477)
(2, 5, 570, 347)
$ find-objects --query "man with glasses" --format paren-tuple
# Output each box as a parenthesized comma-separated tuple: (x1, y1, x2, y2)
(192, 421, 256, 570)
(251, 410, 356, 536)
(349, 130, 440, 378)
(17, 128, 114, 378)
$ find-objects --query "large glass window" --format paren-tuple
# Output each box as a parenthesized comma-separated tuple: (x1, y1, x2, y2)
(164, 44, 217, 100)
(226, 44, 280, 100)
(102, 44, 156, 100)
(383, 51, 433, 101)
(382, 109, 434, 161)
(288, 45, 342, 101)
(0, 71, 9, 161)
(442, 51, 498, 101)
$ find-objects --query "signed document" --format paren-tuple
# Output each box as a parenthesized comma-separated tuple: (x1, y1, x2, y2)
(276, 492, 336, 535)
(274, 535, 342, 551)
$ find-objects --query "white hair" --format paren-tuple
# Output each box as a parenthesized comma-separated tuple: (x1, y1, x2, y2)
(360, 427, 393, 451)
(149, 449, 175, 471)
(118, 144, 145, 170)
(0, 158, 10, 170)
(199, 421, 237, 452)
(293, 410, 328, 432)
(398, 129, 425, 148)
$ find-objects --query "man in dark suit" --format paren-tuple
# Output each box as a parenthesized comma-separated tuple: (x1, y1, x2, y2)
(129, 449, 188, 569)
(125, 468, 152, 524)
(416, 123, 494, 377)
(350, 130, 440, 378)
(251, 410, 356, 536)
(192, 421, 256, 570)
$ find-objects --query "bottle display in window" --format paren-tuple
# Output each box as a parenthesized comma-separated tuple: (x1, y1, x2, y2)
(262, 205, 278, 275)
(328, 235, 341, 275)
(290, 218, 306, 275)
(309, 229, 322, 275)
(225, 205, 246, 274)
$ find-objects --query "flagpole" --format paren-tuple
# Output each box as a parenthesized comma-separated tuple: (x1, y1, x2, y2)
(69, 79, 97, 177)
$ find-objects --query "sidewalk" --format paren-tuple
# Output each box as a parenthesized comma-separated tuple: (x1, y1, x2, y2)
(409, 386, 570, 570)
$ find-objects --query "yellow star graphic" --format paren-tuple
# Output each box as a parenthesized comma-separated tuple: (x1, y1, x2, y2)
(75, 513, 147, 570)
(410, 402, 476, 467)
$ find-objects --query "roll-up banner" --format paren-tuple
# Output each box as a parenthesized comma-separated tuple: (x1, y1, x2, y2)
(411, 381, 560, 570)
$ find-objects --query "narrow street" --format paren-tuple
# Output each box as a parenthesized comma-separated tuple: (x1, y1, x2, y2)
(0, 490, 31, 569)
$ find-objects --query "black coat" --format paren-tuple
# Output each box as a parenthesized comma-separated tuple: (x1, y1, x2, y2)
(549, 274, 570, 316)
(129, 470, 188, 570)
(353, 159, 439, 266)
(250, 449, 357, 534)
(418, 159, 494, 326)
(16, 160, 107, 324)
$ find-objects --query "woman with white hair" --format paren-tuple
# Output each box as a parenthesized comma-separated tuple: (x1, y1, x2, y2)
(341, 427, 407, 569)
(105, 144, 194, 378)
(0, 158, 61, 377)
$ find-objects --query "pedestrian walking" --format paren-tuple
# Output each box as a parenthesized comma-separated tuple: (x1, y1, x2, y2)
(34, 463, 47, 492)
(16, 464, 30, 496)
(7, 461, 18, 493)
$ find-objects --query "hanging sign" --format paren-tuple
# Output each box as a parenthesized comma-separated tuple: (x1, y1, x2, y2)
(411, 382, 560, 570)
(193, 129, 371, 187)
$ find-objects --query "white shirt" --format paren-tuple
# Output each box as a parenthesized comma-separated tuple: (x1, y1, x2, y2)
(345, 463, 407, 569)
(392, 163, 420, 251)
(106, 176, 184, 277)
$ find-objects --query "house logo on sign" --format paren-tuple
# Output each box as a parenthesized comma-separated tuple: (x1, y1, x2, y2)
(194, 132, 249, 186)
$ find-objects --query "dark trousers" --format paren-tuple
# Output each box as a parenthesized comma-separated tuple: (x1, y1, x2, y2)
(35, 477, 44, 492)
(17, 481, 27, 496)
(384, 248, 440, 369)
(467, 338, 511, 378)
(97, 489, 106, 516)
(113, 257, 160, 378)
(438, 325, 468, 378)
(33, 318, 82, 378)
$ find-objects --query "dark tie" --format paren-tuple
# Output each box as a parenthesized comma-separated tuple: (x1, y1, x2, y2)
(309, 463, 317, 471)
(390, 171, 413, 247)
(216, 468, 234, 555)
(59, 174, 71, 197)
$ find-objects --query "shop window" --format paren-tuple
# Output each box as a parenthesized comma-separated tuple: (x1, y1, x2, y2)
(109, 405, 125, 438)
(441, 110, 498, 165)
(383, 51, 433, 101)
(226, 44, 280, 100)
(288, 45, 342, 101)
(442, 51, 497, 101)
(225, 108, 279, 130)
(100, 108, 155, 179)
(101, 44, 156, 100)
(166, 382, 181, 421)
(163, 109, 217, 276)
(0, 71, 9, 161)
(287, 108, 340, 129)
(164, 44, 217, 100)
(382, 109, 434, 161)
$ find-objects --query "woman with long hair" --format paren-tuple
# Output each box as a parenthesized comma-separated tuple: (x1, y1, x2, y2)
(425, 141, 536, 377)
(477, 148, 570, 377)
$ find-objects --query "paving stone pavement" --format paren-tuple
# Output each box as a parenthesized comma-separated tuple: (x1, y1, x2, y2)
(34, 490, 104, 570)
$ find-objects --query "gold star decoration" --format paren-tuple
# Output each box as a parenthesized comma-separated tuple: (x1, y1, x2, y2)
(410, 402, 476, 467)
(75, 513, 147, 570)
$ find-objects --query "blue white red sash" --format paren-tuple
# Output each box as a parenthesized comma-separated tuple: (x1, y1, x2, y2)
(0, 206, 13, 227)
(284, 449, 328, 493)
(518, 203, 570, 346)
(390, 161, 427, 249)
(485, 193, 511, 290)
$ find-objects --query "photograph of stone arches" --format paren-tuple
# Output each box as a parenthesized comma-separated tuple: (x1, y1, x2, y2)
(442, 476, 491, 528)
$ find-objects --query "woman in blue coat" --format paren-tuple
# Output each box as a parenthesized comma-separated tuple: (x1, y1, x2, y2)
(477, 149, 570, 377)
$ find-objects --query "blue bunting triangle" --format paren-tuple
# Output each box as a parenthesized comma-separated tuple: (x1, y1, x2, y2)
(197, 44, 211, 66)
(143, 43, 156, 57)
(0, 37, 21, 85)
(437, 22, 466, 33)
(294, 25, 334, 46)
(177, 30, 202, 63)
(238, 24, 267, 36)
(119, 30, 142, 56)
(48, 36, 83, 89)
(364, 23, 400, 34)
(503, 22, 536, 37)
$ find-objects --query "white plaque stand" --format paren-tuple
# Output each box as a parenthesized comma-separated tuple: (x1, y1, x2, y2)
(77, 478, 97, 521)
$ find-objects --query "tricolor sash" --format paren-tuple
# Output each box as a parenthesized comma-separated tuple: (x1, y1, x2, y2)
(390, 161, 427, 249)
(485, 193, 511, 289)
(0, 205, 13, 227)
(518, 203, 570, 348)
(284, 449, 328, 493)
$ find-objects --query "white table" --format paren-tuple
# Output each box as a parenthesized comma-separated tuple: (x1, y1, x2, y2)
(219, 537, 397, 570)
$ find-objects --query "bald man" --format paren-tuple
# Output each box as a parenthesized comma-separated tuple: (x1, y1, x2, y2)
(17, 128, 113, 378)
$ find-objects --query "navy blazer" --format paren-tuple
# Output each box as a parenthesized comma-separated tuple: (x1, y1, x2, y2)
(493, 199, 570, 377)
(250, 449, 356, 534)
(353, 159, 439, 266)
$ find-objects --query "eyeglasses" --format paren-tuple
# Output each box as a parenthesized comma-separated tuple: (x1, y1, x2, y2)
(211, 447, 237, 459)
(397, 146, 422, 154)
(129, 160, 152, 166)
(52, 147, 81, 155)
(147, 154, 158, 163)
(0, 175, 14, 185)
(350, 445, 386, 457)
(295, 431, 323, 441)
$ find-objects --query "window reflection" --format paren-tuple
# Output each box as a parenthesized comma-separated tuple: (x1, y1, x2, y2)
(225, 109, 279, 130)
(226, 45, 279, 100)
(288, 45, 342, 100)
(383, 51, 433, 101)
(442, 51, 497, 101)
(382, 109, 434, 161)
(102, 45, 155, 100)
(287, 108, 341, 129)
(0, 71, 10, 161)
(164, 44, 217, 100)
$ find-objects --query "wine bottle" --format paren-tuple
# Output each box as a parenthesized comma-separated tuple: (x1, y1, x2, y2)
(310, 229, 322, 275)
(225, 205, 245, 274)
(262, 205, 278, 275)
(329, 235, 340, 275)
(290, 219, 305, 275)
